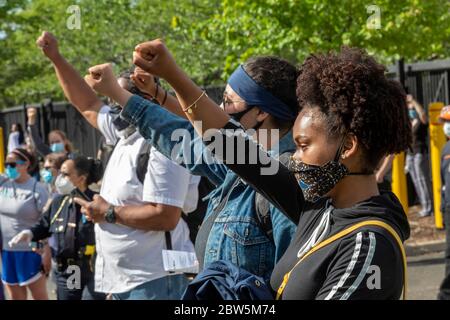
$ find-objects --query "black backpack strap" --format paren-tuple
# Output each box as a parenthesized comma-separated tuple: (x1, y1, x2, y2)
(165, 231, 173, 250)
(136, 141, 152, 185)
(194, 175, 241, 269)
(134, 141, 173, 250)
(254, 151, 293, 242)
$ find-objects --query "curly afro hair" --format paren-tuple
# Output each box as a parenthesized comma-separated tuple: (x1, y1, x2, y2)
(296, 47, 412, 170)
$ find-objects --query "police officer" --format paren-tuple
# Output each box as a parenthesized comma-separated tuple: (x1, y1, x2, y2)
(9, 156, 105, 300)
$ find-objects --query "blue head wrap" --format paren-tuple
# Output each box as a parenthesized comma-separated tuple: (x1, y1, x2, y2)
(228, 65, 296, 121)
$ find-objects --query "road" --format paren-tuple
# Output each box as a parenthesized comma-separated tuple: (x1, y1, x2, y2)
(1, 251, 447, 300)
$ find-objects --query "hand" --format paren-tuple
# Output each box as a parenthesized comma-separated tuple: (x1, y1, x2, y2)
(27, 107, 38, 125)
(84, 63, 121, 98)
(133, 39, 178, 80)
(8, 230, 33, 248)
(36, 31, 60, 61)
(73, 194, 110, 224)
(131, 67, 158, 97)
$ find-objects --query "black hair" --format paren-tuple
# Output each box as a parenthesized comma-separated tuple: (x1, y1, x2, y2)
(11, 148, 38, 175)
(243, 56, 299, 129)
(44, 152, 68, 170)
(72, 156, 103, 185)
(296, 46, 412, 171)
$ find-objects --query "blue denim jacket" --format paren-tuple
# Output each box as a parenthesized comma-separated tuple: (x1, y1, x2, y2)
(120, 95, 296, 282)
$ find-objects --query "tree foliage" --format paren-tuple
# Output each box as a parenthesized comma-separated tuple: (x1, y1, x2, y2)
(0, 0, 448, 108)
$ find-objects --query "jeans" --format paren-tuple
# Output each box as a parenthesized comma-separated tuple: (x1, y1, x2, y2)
(55, 257, 105, 300)
(112, 274, 190, 300)
(120, 95, 297, 281)
(406, 153, 433, 216)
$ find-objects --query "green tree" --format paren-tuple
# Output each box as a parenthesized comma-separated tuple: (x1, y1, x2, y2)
(191, 0, 450, 79)
(0, 0, 449, 108)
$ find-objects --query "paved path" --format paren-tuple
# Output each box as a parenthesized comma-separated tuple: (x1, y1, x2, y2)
(1, 252, 447, 300)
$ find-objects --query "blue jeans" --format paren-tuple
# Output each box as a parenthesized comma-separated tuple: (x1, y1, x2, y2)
(112, 274, 190, 300)
(120, 95, 297, 281)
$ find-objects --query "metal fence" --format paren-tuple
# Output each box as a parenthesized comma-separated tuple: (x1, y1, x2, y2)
(1, 59, 449, 159)
(387, 58, 450, 110)
(0, 86, 224, 159)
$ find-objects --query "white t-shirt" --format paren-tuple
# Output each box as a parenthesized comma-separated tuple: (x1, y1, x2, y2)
(95, 106, 200, 294)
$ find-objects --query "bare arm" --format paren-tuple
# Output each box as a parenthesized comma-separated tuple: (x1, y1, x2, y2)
(408, 95, 427, 124)
(73, 195, 182, 231)
(375, 154, 394, 183)
(27, 108, 52, 157)
(114, 203, 181, 231)
(131, 68, 187, 119)
(127, 41, 229, 136)
(37, 31, 103, 129)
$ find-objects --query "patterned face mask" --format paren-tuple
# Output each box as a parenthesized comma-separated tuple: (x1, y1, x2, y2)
(288, 136, 372, 202)
(288, 156, 349, 202)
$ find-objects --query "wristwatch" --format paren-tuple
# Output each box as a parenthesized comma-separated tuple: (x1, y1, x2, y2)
(105, 205, 116, 224)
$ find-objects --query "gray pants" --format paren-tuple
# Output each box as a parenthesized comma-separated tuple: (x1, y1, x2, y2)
(406, 152, 433, 216)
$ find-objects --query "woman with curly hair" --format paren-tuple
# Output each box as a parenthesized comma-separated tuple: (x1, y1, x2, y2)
(85, 43, 411, 300)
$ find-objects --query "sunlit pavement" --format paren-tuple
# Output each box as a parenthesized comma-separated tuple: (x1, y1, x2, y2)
(1, 252, 446, 300)
(407, 251, 445, 300)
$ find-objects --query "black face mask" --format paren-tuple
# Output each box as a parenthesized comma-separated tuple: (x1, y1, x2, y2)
(229, 106, 263, 130)
(288, 137, 373, 202)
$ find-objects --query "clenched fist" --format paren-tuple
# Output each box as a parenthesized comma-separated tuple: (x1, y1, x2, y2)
(84, 63, 121, 98)
(133, 39, 178, 81)
(131, 67, 158, 97)
(36, 31, 60, 61)
(27, 107, 38, 125)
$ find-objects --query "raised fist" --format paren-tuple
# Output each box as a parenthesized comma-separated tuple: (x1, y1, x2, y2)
(84, 63, 121, 98)
(36, 31, 60, 61)
(27, 107, 38, 125)
(133, 39, 178, 80)
(131, 67, 158, 97)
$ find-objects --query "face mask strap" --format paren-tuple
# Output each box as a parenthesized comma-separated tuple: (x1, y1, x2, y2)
(333, 133, 374, 176)
(229, 106, 254, 122)
(333, 134, 348, 162)
(347, 171, 374, 176)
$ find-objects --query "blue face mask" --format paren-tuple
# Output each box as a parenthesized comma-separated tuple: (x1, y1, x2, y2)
(50, 143, 65, 153)
(408, 109, 418, 120)
(443, 122, 450, 137)
(6, 166, 19, 180)
(41, 169, 54, 184)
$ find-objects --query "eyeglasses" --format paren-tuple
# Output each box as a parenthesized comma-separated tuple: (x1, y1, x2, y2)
(5, 160, 26, 168)
(222, 94, 246, 107)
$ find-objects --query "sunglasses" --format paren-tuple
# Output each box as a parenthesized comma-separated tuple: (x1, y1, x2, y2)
(5, 160, 26, 168)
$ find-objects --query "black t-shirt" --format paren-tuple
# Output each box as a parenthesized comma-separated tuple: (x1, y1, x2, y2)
(411, 121, 428, 154)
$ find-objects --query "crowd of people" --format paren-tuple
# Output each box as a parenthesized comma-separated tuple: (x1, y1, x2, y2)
(0, 30, 449, 300)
